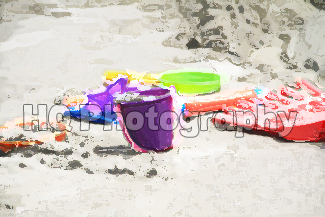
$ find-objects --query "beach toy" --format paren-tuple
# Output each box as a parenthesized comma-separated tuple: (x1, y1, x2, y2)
(183, 86, 269, 117)
(116, 87, 174, 151)
(104, 70, 160, 84)
(159, 71, 220, 94)
(104, 70, 132, 81)
(0, 140, 43, 154)
(211, 78, 325, 142)
(64, 77, 129, 124)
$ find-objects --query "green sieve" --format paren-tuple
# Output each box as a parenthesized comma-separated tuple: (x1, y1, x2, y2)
(159, 71, 221, 94)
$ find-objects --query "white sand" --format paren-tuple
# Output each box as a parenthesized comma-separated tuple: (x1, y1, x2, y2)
(0, 1, 324, 216)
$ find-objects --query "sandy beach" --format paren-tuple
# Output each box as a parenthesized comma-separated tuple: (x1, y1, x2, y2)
(0, 1, 324, 216)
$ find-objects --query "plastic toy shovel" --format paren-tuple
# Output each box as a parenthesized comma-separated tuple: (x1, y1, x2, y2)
(64, 77, 129, 124)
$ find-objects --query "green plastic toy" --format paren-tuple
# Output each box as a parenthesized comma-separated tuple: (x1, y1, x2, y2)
(159, 71, 220, 94)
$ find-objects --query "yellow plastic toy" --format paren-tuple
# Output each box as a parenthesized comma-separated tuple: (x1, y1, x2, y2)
(104, 70, 160, 84)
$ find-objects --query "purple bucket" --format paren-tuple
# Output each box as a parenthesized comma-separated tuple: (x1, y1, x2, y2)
(116, 88, 174, 151)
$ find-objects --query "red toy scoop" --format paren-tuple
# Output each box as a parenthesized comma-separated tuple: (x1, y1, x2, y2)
(210, 78, 325, 142)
